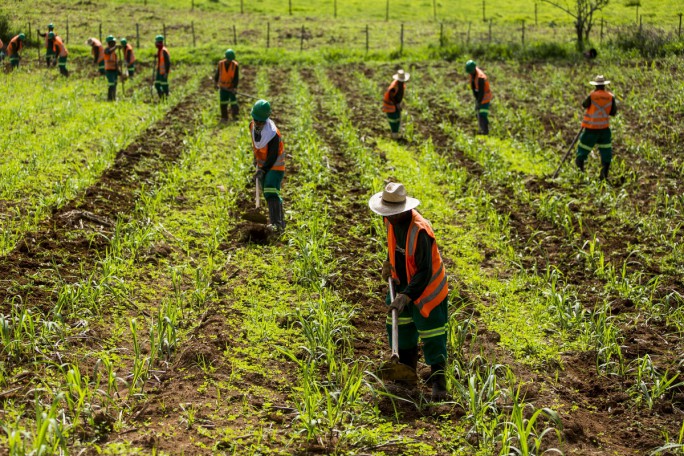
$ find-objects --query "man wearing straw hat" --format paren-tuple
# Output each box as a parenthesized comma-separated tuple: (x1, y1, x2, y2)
(87, 37, 105, 75)
(369, 182, 449, 401)
(382, 69, 410, 140)
(465, 60, 492, 135)
(576, 75, 618, 180)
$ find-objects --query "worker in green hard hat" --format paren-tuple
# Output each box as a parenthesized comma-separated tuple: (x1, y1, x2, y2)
(250, 100, 286, 231)
(38, 23, 57, 67)
(50, 32, 69, 77)
(465, 60, 493, 135)
(154, 35, 171, 99)
(7, 33, 25, 70)
(120, 38, 136, 79)
(103, 35, 120, 101)
(214, 49, 240, 121)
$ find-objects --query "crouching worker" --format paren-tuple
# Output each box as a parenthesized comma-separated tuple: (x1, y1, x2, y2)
(250, 100, 286, 232)
(368, 182, 449, 401)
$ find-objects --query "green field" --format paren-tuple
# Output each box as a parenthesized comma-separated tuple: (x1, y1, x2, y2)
(1, 0, 684, 455)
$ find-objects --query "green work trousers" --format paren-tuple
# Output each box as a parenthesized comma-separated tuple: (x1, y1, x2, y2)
(220, 89, 237, 107)
(98, 61, 105, 75)
(58, 56, 68, 76)
(10, 55, 20, 69)
(46, 50, 55, 66)
(155, 73, 169, 97)
(385, 285, 448, 366)
(105, 70, 118, 88)
(127, 64, 135, 78)
(576, 127, 612, 166)
(261, 170, 284, 202)
(386, 111, 401, 133)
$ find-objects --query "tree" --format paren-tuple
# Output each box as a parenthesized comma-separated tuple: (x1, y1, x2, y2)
(541, 0, 610, 50)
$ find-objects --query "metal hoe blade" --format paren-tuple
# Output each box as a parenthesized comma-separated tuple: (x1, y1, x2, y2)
(378, 278, 418, 383)
(241, 175, 268, 224)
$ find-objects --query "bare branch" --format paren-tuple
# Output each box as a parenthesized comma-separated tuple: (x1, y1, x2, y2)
(541, 0, 577, 18)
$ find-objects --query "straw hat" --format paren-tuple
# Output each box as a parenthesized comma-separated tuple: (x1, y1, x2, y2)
(589, 75, 610, 85)
(368, 182, 420, 216)
(393, 69, 410, 82)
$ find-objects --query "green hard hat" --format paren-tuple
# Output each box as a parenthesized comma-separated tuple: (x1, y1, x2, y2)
(465, 60, 477, 74)
(48, 32, 55, 39)
(155, 34, 164, 42)
(106, 35, 116, 43)
(251, 99, 271, 122)
(225, 49, 235, 61)
(18, 33, 25, 41)
(48, 23, 54, 30)
(120, 38, 128, 45)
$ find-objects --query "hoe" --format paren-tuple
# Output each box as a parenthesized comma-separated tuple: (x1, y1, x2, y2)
(241, 174, 268, 224)
(378, 278, 419, 383)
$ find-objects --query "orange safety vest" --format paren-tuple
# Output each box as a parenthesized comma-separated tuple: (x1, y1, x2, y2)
(385, 210, 449, 318)
(218, 59, 239, 90)
(470, 67, 493, 104)
(250, 121, 285, 172)
(91, 39, 104, 63)
(103, 47, 118, 71)
(382, 80, 403, 113)
(157, 47, 169, 75)
(7, 35, 23, 56)
(53, 36, 68, 57)
(124, 44, 136, 64)
(581, 90, 614, 130)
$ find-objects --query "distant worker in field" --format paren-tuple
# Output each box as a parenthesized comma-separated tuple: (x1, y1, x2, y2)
(120, 38, 136, 79)
(465, 60, 493, 135)
(7, 34, 26, 70)
(0, 38, 5, 62)
(51, 32, 69, 77)
(87, 37, 105, 75)
(382, 69, 410, 140)
(369, 182, 449, 402)
(103, 36, 120, 101)
(154, 35, 171, 100)
(576, 75, 618, 180)
(38, 23, 56, 67)
(214, 49, 240, 121)
(250, 100, 286, 232)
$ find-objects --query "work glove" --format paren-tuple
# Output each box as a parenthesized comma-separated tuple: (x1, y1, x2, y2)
(381, 260, 396, 282)
(254, 168, 265, 181)
(389, 293, 411, 314)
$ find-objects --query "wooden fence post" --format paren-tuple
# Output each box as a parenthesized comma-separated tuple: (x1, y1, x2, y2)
(99, 23, 102, 42)
(289, 0, 292, 15)
(37, 29, 40, 61)
(521, 20, 525, 46)
(191, 0, 194, 10)
(535, 2, 538, 26)
(639, 14, 643, 32)
(241, 0, 244, 14)
(467, 21, 471, 44)
(136, 23, 140, 48)
(489, 18, 492, 43)
(300, 25, 305, 51)
(400, 23, 404, 54)
(163, 23, 166, 41)
(267, 22, 270, 48)
(191, 21, 196, 47)
(679, 13, 682, 37)
(433, 0, 437, 21)
(66, 17, 69, 44)
(600, 18, 604, 43)
(233, 25, 237, 44)
(440, 22, 444, 47)
(365, 24, 369, 53)
(334, 0, 337, 18)
(386, 0, 389, 21)
(482, 0, 485, 22)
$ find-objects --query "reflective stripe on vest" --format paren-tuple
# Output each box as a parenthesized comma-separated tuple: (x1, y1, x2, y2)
(385, 210, 449, 318)
(250, 121, 285, 171)
(470, 68, 493, 104)
(8, 36, 22, 56)
(218, 59, 238, 90)
(124, 44, 136, 64)
(581, 90, 613, 130)
(382, 80, 401, 113)
(53, 37, 68, 57)
(157, 47, 169, 75)
(103, 49, 118, 71)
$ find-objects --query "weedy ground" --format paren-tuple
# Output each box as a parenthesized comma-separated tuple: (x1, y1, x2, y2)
(1, 2, 684, 455)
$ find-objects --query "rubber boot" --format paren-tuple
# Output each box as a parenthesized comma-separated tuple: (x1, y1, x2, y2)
(267, 198, 284, 232)
(477, 114, 489, 135)
(599, 162, 610, 181)
(111, 86, 116, 102)
(59, 66, 69, 77)
(430, 363, 448, 402)
(220, 105, 229, 122)
(398, 347, 419, 372)
(107, 87, 114, 101)
(575, 157, 585, 172)
(231, 104, 239, 120)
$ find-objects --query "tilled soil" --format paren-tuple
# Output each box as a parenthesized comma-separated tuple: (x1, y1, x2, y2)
(330, 62, 684, 455)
